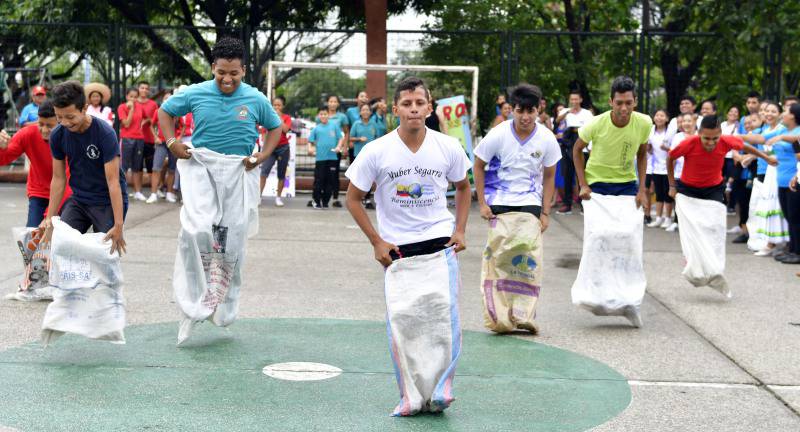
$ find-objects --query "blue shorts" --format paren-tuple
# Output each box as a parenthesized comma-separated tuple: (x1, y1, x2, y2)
(589, 181, 638, 196)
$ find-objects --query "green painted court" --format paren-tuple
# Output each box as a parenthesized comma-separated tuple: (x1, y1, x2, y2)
(0, 318, 630, 431)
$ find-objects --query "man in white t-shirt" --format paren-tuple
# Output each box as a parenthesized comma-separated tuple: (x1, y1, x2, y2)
(666, 94, 702, 143)
(345, 77, 472, 262)
(344, 77, 471, 415)
(475, 83, 561, 227)
(555, 90, 593, 214)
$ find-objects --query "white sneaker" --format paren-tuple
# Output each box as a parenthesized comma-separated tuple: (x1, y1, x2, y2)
(726, 226, 743, 235)
(145, 193, 158, 204)
(133, 192, 147, 201)
(275, 196, 284, 207)
(647, 217, 663, 228)
(754, 248, 774, 257)
(166, 192, 177, 203)
(665, 222, 678, 232)
(660, 218, 672, 228)
(157, 190, 166, 198)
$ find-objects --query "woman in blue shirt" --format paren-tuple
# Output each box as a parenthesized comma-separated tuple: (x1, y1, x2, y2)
(768, 104, 800, 263)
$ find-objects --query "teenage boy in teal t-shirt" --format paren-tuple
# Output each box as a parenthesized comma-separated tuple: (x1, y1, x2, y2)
(308, 109, 344, 208)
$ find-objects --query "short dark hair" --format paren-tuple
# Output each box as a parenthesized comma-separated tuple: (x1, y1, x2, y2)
(393, 76, 430, 104)
(680, 94, 697, 105)
(746, 91, 761, 100)
(784, 95, 799, 103)
(788, 103, 800, 125)
(699, 115, 720, 130)
(126, 87, 139, 95)
(569, 89, 582, 96)
(610, 76, 636, 99)
(318, 106, 327, 113)
(211, 37, 245, 63)
(138, 81, 150, 87)
(38, 99, 55, 118)
(368, 96, 383, 106)
(273, 95, 286, 104)
(701, 99, 717, 112)
(51, 81, 86, 110)
(508, 83, 542, 110)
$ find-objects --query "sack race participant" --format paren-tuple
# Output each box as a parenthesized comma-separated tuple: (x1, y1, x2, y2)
(157, 37, 283, 344)
(473, 83, 560, 333)
(5, 227, 53, 301)
(668, 115, 776, 297)
(172, 147, 259, 341)
(570, 76, 652, 327)
(41, 217, 125, 346)
(345, 77, 472, 416)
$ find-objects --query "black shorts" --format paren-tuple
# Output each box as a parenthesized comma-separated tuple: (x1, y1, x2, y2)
(645, 174, 653, 188)
(490, 204, 542, 218)
(676, 180, 725, 204)
(652, 174, 673, 203)
(59, 197, 129, 234)
(390, 237, 450, 261)
(143, 143, 155, 172)
(121, 138, 144, 172)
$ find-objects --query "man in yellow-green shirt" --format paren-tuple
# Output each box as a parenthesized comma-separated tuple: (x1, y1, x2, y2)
(573, 76, 652, 205)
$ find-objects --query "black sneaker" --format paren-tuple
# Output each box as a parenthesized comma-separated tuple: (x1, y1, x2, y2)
(332, 200, 342, 208)
(307, 200, 313, 207)
(644, 215, 653, 224)
(365, 201, 375, 210)
(732, 234, 749, 244)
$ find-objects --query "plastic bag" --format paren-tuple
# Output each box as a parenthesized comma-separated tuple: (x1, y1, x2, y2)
(41, 217, 125, 346)
(384, 247, 461, 416)
(571, 193, 646, 317)
(5, 227, 53, 301)
(675, 194, 730, 297)
(173, 148, 259, 342)
(481, 212, 542, 333)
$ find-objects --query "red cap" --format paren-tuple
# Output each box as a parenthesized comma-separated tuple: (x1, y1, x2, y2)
(32, 86, 46, 96)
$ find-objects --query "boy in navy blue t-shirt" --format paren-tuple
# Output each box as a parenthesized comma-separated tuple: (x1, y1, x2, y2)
(42, 81, 128, 255)
(308, 108, 344, 208)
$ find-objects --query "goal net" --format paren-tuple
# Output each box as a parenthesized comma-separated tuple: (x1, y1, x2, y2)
(264, 61, 479, 186)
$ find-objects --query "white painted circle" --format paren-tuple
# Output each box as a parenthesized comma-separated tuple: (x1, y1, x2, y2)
(262, 362, 342, 381)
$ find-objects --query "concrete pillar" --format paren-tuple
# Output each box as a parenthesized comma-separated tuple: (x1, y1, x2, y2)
(365, 0, 387, 99)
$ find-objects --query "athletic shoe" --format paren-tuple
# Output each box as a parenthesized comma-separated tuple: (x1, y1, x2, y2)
(332, 200, 343, 208)
(726, 208, 736, 215)
(177, 318, 198, 346)
(778, 253, 800, 264)
(644, 215, 652, 225)
(275, 197, 284, 207)
(647, 217, 664, 228)
(307, 200, 313, 207)
(660, 218, 672, 228)
(623, 306, 643, 328)
(365, 200, 375, 210)
(665, 222, 678, 232)
(166, 192, 178, 203)
(726, 226, 743, 235)
(732, 234, 749, 244)
(754, 248, 774, 257)
(145, 193, 158, 204)
(312, 202, 322, 209)
(133, 192, 147, 202)
(157, 190, 166, 199)
(556, 206, 572, 215)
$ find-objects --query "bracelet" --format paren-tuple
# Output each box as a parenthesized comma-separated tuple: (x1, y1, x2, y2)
(669, 184, 676, 188)
(166, 137, 177, 149)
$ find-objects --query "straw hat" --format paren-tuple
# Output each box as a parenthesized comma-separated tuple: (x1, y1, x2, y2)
(84, 82, 111, 104)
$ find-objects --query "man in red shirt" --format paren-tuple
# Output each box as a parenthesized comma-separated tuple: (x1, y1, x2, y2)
(668, 115, 775, 202)
(118, 87, 146, 200)
(0, 101, 71, 226)
(136, 81, 160, 203)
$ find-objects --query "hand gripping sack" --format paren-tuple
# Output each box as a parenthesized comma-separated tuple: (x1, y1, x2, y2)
(481, 212, 543, 333)
(6, 227, 53, 301)
(41, 217, 125, 346)
(173, 148, 259, 327)
(384, 247, 461, 416)
(571, 194, 646, 315)
(675, 194, 730, 297)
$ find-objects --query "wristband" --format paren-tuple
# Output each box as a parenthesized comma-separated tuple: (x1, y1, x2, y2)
(166, 137, 177, 149)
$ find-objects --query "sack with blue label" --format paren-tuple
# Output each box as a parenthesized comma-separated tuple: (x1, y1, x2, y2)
(5, 227, 53, 302)
(481, 212, 543, 334)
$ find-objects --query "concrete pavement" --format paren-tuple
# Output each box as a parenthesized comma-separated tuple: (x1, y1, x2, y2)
(0, 182, 798, 431)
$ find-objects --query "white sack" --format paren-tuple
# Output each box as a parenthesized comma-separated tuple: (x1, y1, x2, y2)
(571, 193, 646, 316)
(173, 147, 259, 327)
(384, 247, 461, 416)
(41, 217, 125, 345)
(675, 194, 730, 297)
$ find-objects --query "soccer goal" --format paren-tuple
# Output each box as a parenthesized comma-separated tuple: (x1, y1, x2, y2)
(265, 60, 479, 173)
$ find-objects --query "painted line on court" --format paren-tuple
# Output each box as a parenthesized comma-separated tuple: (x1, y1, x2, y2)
(629, 380, 759, 390)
